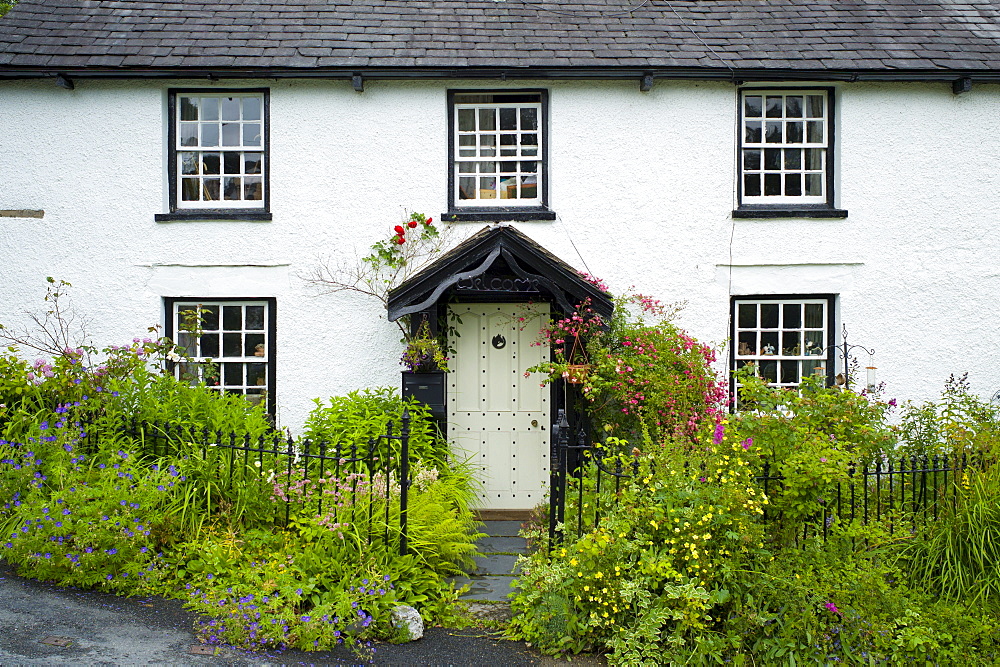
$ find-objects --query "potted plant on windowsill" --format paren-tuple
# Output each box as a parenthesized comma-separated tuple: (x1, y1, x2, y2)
(400, 319, 449, 419)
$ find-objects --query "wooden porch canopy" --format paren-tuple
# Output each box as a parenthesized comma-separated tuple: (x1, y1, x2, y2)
(386, 225, 613, 323)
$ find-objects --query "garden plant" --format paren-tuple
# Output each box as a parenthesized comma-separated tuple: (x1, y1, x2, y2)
(0, 279, 480, 657)
(511, 279, 1000, 664)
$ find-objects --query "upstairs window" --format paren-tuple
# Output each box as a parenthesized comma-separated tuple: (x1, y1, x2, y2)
(165, 298, 275, 411)
(449, 91, 548, 213)
(168, 90, 268, 213)
(731, 295, 835, 403)
(739, 90, 832, 206)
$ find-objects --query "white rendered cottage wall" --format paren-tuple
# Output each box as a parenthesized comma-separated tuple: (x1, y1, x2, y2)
(0, 77, 998, 428)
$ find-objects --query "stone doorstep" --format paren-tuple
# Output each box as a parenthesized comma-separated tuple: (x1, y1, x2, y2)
(479, 520, 525, 537)
(451, 574, 517, 602)
(473, 553, 522, 576)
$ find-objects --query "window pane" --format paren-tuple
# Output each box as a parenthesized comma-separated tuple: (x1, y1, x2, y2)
(200, 97, 219, 121)
(805, 173, 823, 196)
(764, 149, 781, 170)
(785, 173, 802, 196)
(744, 121, 762, 143)
(203, 179, 220, 201)
(181, 153, 199, 175)
(743, 174, 761, 197)
(765, 122, 782, 143)
(520, 107, 537, 130)
(180, 124, 198, 147)
(764, 173, 781, 195)
(245, 333, 265, 356)
(805, 331, 824, 355)
(202, 153, 220, 175)
(201, 305, 219, 330)
(738, 303, 757, 328)
(242, 96, 261, 121)
(744, 95, 762, 118)
(765, 96, 783, 117)
(781, 361, 799, 384)
(223, 332, 242, 357)
(246, 306, 264, 330)
(521, 160, 537, 173)
(200, 333, 219, 357)
(180, 97, 199, 121)
(181, 179, 199, 201)
(458, 177, 475, 199)
(783, 303, 801, 328)
(201, 123, 219, 147)
(804, 303, 824, 328)
(222, 123, 240, 146)
(807, 120, 823, 143)
(223, 305, 242, 330)
(477, 161, 496, 173)
(247, 363, 267, 386)
(805, 148, 823, 170)
(223, 177, 241, 200)
(786, 121, 803, 143)
(499, 161, 517, 173)
(223, 362, 243, 386)
(458, 162, 475, 174)
(478, 108, 495, 131)
(761, 304, 779, 328)
(221, 97, 241, 121)
(458, 109, 475, 131)
(760, 360, 778, 383)
(479, 177, 496, 198)
(802, 360, 826, 378)
(737, 331, 757, 356)
(784, 149, 801, 170)
(785, 96, 803, 118)
(499, 176, 516, 199)
(520, 175, 537, 199)
(499, 107, 516, 130)
(244, 177, 262, 200)
(243, 123, 261, 146)
(760, 332, 778, 355)
(743, 150, 761, 170)
(223, 152, 240, 174)
(782, 331, 800, 355)
(244, 153, 262, 174)
(807, 95, 825, 118)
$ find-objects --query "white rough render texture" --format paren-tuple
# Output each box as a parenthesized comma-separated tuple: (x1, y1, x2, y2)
(1, 77, 998, 429)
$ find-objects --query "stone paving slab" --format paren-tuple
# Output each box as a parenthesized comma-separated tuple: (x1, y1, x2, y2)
(477, 536, 528, 554)
(480, 520, 524, 537)
(474, 553, 522, 576)
(452, 575, 518, 602)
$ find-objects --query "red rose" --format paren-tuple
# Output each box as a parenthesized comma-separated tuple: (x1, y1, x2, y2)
(407, 220, 418, 228)
(394, 225, 405, 234)
(395, 236, 405, 245)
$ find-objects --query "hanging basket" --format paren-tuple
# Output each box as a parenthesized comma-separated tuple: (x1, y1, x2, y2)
(564, 331, 591, 384)
(566, 363, 593, 384)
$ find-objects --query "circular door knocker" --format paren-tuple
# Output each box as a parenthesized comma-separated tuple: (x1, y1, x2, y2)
(492, 334, 507, 349)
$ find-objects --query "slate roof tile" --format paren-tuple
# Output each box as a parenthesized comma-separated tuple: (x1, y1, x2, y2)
(0, 0, 998, 73)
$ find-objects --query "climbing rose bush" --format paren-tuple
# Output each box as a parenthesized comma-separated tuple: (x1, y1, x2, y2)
(528, 285, 727, 444)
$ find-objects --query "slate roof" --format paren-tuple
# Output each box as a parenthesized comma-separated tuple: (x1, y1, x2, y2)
(1, 0, 999, 77)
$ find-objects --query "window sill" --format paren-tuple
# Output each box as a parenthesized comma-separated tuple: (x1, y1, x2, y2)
(443, 207, 557, 223)
(732, 205, 848, 220)
(155, 210, 272, 223)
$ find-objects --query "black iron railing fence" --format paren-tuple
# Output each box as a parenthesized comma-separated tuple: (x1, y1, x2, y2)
(548, 408, 978, 549)
(3, 411, 413, 557)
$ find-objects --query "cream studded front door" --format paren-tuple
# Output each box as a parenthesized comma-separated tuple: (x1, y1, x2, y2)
(449, 303, 550, 510)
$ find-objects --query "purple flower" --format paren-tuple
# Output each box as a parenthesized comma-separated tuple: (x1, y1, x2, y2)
(712, 423, 725, 445)
(820, 457, 828, 463)
(742, 437, 752, 451)
(888, 398, 897, 407)
(825, 601, 842, 616)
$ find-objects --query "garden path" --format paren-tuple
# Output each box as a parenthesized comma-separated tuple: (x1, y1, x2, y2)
(451, 520, 527, 604)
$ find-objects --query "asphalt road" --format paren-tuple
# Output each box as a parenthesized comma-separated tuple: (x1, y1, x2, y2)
(0, 560, 594, 666)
